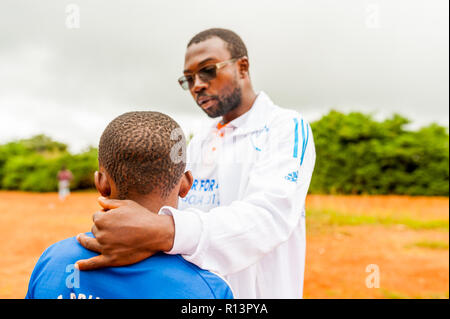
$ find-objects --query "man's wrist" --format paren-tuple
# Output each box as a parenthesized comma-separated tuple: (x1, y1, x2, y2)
(158, 206, 202, 256)
(158, 214, 175, 252)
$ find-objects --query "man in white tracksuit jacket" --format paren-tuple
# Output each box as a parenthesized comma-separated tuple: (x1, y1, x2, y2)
(76, 28, 316, 299)
(162, 91, 316, 298)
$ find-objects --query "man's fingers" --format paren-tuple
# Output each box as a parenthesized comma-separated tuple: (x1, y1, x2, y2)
(97, 197, 127, 210)
(75, 235, 114, 271)
(75, 255, 111, 271)
(91, 224, 98, 236)
(92, 211, 104, 223)
(76, 233, 102, 253)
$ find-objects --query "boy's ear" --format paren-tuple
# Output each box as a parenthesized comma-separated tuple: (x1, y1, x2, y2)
(94, 171, 111, 197)
(178, 170, 193, 198)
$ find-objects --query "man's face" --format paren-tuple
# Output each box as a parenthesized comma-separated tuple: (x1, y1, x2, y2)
(183, 37, 242, 118)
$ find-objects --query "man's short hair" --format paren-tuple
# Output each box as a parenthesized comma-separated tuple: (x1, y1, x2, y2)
(188, 28, 248, 59)
(98, 111, 186, 199)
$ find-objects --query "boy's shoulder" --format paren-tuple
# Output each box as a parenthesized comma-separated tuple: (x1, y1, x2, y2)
(25, 234, 95, 299)
(33, 233, 99, 271)
(169, 254, 234, 299)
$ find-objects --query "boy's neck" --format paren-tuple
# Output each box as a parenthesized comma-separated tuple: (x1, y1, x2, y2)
(112, 192, 178, 214)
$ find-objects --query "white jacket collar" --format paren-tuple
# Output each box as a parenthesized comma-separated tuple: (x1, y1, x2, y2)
(211, 91, 275, 136)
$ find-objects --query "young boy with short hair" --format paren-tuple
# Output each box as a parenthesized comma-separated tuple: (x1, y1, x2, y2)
(26, 111, 233, 299)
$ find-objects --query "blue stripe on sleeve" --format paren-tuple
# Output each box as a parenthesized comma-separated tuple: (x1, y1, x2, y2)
(293, 118, 299, 158)
(300, 122, 309, 166)
(301, 119, 305, 161)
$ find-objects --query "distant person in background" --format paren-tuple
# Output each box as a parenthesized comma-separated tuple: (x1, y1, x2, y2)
(57, 166, 73, 201)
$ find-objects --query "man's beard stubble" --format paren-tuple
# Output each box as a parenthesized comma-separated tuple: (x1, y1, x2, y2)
(202, 85, 242, 119)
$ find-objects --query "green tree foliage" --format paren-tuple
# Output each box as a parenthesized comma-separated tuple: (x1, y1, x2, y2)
(20, 134, 68, 154)
(0, 135, 98, 192)
(309, 111, 449, 196)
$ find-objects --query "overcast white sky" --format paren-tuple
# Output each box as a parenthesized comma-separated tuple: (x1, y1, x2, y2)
(0, 0, 448, 152)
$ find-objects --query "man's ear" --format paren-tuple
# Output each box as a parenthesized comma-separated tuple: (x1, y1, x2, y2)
(238, 56, 250, 79)
(94, 171, 111, 197)
(178, 170, 193, 198)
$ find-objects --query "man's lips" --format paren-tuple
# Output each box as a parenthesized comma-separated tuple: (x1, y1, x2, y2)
(197, 96, 217, 109)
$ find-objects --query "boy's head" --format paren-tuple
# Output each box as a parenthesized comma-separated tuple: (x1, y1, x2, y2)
(95, 111, 192, 208)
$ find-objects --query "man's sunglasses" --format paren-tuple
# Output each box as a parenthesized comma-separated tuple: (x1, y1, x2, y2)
(178, 58, 240, 90)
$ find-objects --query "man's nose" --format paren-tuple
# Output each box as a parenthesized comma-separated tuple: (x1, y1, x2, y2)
(192, 74, 208, 94)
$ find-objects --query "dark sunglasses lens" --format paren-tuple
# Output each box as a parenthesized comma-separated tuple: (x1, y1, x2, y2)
(198, 65, 217, 82)
(178, 76, 191, 90)
(179, 65, 217, 90)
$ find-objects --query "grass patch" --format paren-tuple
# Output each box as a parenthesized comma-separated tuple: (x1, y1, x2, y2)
(380, 289, 409, 299)
(380, 289, 449, 299)
(419, 292, 449, 299)
(325, 289, 341, 297)
(307, 209, 449, 231)
(406, 240, 449, 250)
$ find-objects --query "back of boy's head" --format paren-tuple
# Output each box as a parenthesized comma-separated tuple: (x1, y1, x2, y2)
(98, 111, 186, 199)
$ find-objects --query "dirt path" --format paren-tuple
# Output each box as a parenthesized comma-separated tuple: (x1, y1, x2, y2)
(0, 191, 98, 298)
(304, 225, 448, 298)
(0, 192, 448, 299)
(304, 195, 449, 298)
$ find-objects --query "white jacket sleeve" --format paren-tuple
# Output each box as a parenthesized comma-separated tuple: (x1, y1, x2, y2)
(159, 116, 316, 275)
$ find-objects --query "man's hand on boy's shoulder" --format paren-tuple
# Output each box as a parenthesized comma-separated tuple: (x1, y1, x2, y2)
(75, 197, 175, 271)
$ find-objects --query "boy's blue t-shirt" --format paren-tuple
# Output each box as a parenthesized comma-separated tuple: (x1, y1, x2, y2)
(25, 233, 233, 299)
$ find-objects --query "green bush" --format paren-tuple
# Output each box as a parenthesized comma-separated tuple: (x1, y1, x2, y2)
(309, 111, 449, 196)
(0, 136, 98, 192)
(64, 147, 98, 190)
